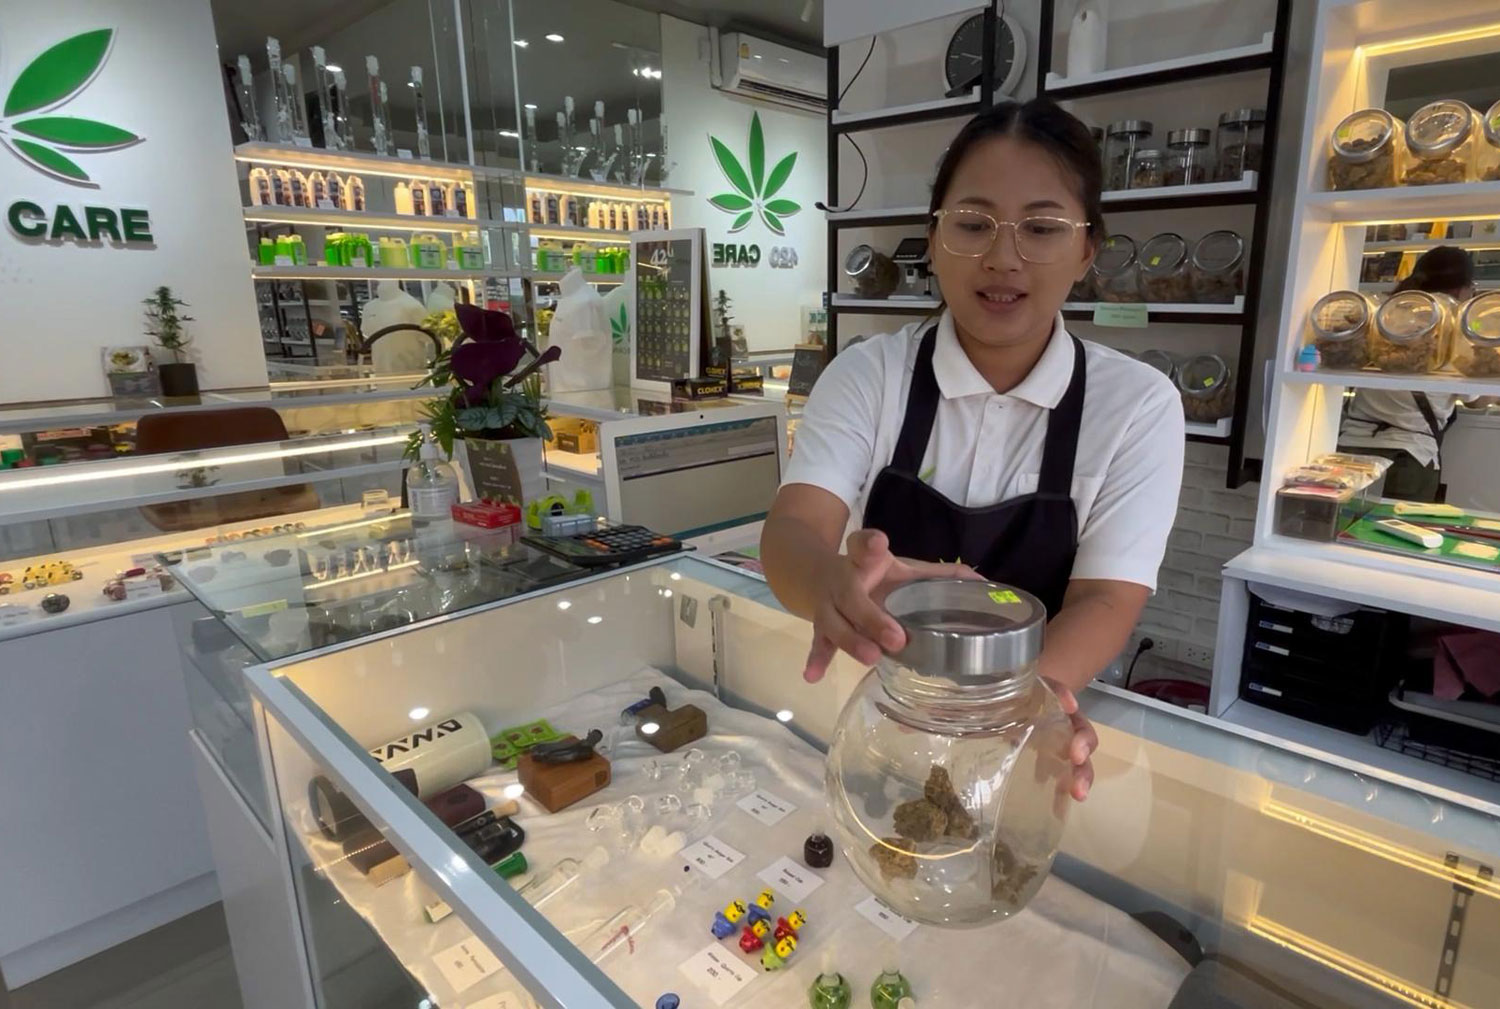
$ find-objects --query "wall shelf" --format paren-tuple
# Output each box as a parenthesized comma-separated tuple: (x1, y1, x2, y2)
(829, 295, 941, 313)
(1043, 33, 1275, 100)
(1100, 172, 1260, 212)
(234, 142, 508, 183)
(251, 265, 519, 282)
(531, 272, 625, 284)
(1283, 368, 1500, 399)
(243, 205, 500, 233)
(831, 89, 981, 134)
(1186, 417, 1234, 441)
(1305, 181, 1500, 223)
(529, 224, 637, 243)
(1063, 297, 1246, 325)
(523, 172, 688, 200)
(826, 205, 929, 228)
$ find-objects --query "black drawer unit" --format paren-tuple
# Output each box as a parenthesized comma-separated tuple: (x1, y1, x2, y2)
(1240, 595, 1407, 734)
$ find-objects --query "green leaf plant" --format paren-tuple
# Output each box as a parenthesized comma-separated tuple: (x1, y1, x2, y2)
(708, 111, 800, 236)
(143, 286, 193, 365)
(0, 29, 142, 187)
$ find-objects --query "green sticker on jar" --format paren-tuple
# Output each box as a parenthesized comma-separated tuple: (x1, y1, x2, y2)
(1336, 126, 1351, 141)
(989, 589, 1022, 605)
(1150, 255, 1162, 266)
(1203, 377, 1215, 388)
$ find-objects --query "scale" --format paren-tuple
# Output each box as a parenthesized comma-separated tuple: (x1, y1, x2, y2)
(890, 237, 934, 300)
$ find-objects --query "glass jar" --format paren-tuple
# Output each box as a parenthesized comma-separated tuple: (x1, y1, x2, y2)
(1190, 230, 1245, 304)
(1309, 290, 1376, 370)
(1215, 108, 1266, 181)
(1067, 273, 1097, 304)
(1454, 291, 1500, 377)
(1128, 147, 1165, 190)
(825, 580, 1071, 926)
(1139, 349, 1176, 382)
(1327, 109, 1405, 191)
(1104, 120, 1153, 191)
(1090, 234, 1139, 302)
(1137, 232, 1193, 303)
(1481, 99, 1500, 182)
(1176, 354, 1234, 422)
(1404, 100, 1479, 186)
(1087, 125, 1105, 179)
(1370, 290, 1455, 373)
(845, 245, 899, 299)
(1166, 129, 1213, 186)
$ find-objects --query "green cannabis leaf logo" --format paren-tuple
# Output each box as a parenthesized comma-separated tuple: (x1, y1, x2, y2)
(0, 28, 141, 187)
(609, 303, 629, 348)
(708, 111, 800, 236)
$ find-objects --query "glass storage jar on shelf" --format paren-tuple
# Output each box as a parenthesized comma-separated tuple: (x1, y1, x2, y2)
(845, 245, 900, 299)
(1454, 291, 1500, 377)
(1404, 100, 1480, 186)
(825, 580, 1071, 926)
(1165, 129, 1213, 186)
(1067, 273, 1097, 304)
(1481, 99, 1500, 181)
(1177, 353, 1234, 422)
(1139, 349, 1176, 382)
(1128, 148, 1165, 190)
(1327, 109, 1406, 191)
(1370, 290, 1456, 373)
(1137, 233, 1193, 303)
(1090, 234, 1140, 302)
(1189, 230, 1245, 304)
(1308, 290, 1377, 370)
(1215, 108, 1265, 181)
(1104, 120, 1153, 191)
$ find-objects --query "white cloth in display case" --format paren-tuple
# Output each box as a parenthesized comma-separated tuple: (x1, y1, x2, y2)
(287, 671, 1189, 1008)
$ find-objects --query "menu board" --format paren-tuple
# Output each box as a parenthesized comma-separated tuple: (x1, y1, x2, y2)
(630, 230, 704, 390)
(787, 346, 829, 398)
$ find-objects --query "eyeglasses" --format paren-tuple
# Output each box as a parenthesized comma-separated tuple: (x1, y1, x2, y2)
(931, 209, 1089, 264)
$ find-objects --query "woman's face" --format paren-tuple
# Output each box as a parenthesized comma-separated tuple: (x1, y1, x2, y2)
(929, 134, 1096, 349)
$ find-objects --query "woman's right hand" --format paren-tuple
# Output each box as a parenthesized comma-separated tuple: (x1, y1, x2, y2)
(803, 529, 980, 683)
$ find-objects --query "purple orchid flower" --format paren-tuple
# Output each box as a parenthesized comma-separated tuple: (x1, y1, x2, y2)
(449, 304, 560, 405)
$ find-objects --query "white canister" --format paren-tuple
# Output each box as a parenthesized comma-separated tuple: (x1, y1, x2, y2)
(1067, 3, 1107, 78)
(368, 711, 490, 797)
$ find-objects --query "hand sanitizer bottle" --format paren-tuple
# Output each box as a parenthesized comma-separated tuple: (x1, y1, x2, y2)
(406, 424, 458, 540)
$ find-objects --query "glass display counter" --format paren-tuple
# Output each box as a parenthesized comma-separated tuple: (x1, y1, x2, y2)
(201, 555, 1499, 1009)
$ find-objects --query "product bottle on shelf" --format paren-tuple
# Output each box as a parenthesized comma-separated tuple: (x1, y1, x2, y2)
(406, 424, 459, 538)
(257, 237, 275, 265)
(428, 180, 447, 217)
(308, 171, 329, 209)
(394, 181, 415, 215)
(529, 190, 544, 224)
(273, 234, 294, 265)
(515, 848, 610, 909)
(411, 180, 427, 216)
(248, 166, 272, 206)
(272, 170, 292, 207)
(453, 182, 469, 219)
(288, 234, 308, 266)
(347, 175, 366, 211)
(327, 172, 346, 210)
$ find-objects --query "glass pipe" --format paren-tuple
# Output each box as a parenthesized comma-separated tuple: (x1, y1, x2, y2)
(515, 848, 609, 909)
(871, 967, 913, 1009)
(808, 970, 852, 1009)
(366, 56, 392, 155)
(578, 889, 675, 964)
(233, 56, 263, 141)
(410, 66, 431, 159)
(311, 47, 342, 150)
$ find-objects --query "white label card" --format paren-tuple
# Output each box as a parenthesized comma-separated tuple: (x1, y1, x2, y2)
(317, 199, 338, 210)
(273, 255, 293, 266)
(433, 938, 503, 994)
(678, 835, 745, 880)
(398, 148, 414, 159)
(855, 895, 919, 940)
(679, 942, 756, 1005)
(292, 136, 314, 148)
(736, 789, 796, 826)
(467, 994, 528, 1009)
(758, 856, 825, 901)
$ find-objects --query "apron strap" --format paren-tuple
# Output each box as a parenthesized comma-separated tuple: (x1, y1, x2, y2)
(889, 323, 942, 474)
(1037, 336, 1088, 495)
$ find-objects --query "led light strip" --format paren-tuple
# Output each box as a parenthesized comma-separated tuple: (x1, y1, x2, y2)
(529, 229, 633, 244)
(1248, 915, 1473, 1009)
(243, 210, 486, 233)
(1262, 798, 1500, 901)
(233, 152, 481, 183)
(1358, 21, 1500, 58)
(0, 433, 408, 493)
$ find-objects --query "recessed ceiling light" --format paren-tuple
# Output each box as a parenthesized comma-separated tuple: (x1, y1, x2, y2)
(406, 81, 416, 87)
(557, 600, 572, 610)
(545, 33, 565, 42)
(752, 54, 762, 59)
(587, 615, 603, 624)
(325, 63, 343, 73)
(524, 103, 537, 110)
(499, 130, 519, 138)
(514, 39, 528, 48)
(662, 588, 674, 598)
(670, 572, 682, 580)
(408, 706, 430, 720)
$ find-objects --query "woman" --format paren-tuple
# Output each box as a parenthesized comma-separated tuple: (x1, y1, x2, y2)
(761, 100, 1186, 799)
(1337, 245, 1474, 502)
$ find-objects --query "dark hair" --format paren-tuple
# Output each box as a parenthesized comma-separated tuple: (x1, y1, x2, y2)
(1393, 245, 1474, 296)
(927, 99, 1105, 242)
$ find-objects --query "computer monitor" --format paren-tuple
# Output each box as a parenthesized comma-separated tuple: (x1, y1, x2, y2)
(599, 403, 788, 546)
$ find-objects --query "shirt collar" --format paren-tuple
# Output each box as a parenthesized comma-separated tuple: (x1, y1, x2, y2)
(930, 310, 1075, 408)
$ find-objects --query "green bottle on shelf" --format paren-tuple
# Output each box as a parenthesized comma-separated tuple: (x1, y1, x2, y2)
(870, 966, 912, 1009)
(808, 970, 852, 1009)
(257, 237, 275, 265)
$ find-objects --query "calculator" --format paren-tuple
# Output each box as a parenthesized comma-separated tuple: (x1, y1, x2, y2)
(522, 524, 686, 568)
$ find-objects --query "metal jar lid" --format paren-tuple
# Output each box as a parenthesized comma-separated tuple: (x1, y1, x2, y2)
(1376, 290, 1446, 344)
(845, 245, 877, 277)
(1191, 230, 1246, 274)
(1090, 234, 1137, 278)
(1460, 291, 1500, 348)
(1218, 107, 1266, 127)
(1106, 119, 1153, 138)
(1139, 232, 1189, 275)
(1486, 99, 1500, 147)
(1310, 290, 1374, 342)
(1130, 148, 1164, 162)
(1407, 99, 1476, 157)
(1167, 128, 1213, 149)
(1331, 108, 1398, 163)
(1176, 353, 1230, 399)
(1139, 348, 1176, 379)
(884, 579, 1046, 683)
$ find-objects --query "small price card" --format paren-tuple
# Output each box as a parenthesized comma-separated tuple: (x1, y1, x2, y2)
(397, 148, 414, 159)
(758, 856, 825, 901)
(736, 789, 796, 826)
(679, 942, 757, 1005)
(466, 993, 527, 1009)
(1090, 303, 1149, 329)
(433, 938, 504, 994)
(855, 895, 919, 941)
(678, 835, 746, 880)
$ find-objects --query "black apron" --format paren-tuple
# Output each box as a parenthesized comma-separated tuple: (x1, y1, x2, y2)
(862, 324, 1087, 617)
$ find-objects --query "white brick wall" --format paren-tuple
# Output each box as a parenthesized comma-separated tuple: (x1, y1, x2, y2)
(1132, 443, 1260, 670)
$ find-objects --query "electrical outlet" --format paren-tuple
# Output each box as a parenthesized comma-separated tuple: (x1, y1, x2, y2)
(1181, 643, 1214, 669)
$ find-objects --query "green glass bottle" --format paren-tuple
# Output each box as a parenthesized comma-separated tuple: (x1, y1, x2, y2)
(870, 967, 912, 1009)
(808, 971, 851, 1009)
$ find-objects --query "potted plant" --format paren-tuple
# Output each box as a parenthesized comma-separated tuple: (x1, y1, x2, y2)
(145, 286, 198, 396)
(408, 304, 560, 506)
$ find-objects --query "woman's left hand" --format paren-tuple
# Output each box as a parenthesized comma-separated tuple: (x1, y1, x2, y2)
(1048, 681, 1098, 801)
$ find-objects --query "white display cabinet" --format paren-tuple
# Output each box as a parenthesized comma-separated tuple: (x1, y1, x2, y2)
(1210, 0, 1500, 802)
(190, 553, 1500, 1009)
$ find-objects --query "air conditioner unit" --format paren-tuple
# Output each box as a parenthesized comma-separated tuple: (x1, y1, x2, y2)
(717, 32, 826, 112)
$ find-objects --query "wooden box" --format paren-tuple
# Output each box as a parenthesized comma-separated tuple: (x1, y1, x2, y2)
(517, 741, 611, 812)
(634, 702, 707, 753)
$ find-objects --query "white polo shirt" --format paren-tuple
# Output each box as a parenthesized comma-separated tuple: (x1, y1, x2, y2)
(783, 311, 1186, 590)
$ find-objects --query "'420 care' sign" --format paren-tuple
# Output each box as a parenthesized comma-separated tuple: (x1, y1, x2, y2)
(0, 27, 152, 245)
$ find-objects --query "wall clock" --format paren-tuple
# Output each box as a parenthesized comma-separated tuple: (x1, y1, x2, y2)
(944, 12, 1027, 98)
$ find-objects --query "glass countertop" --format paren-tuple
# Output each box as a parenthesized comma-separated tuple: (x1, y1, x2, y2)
(163, 511, 623, 662)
